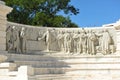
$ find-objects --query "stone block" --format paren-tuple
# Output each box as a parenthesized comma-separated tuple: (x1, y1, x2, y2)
(18, 66, 34, 76)
(8, 71, 18, 76)
(14, 61, 67, 68)
(0, 69, 9, 76)
(0, 62, 16, 71)
(0, 55, 7, 62)
(34, 68, 65, 75)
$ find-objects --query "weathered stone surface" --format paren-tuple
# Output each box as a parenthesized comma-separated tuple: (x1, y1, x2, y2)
(0, 31, 6, 38)
(18, 66, 34, 76)
(0, 24, 6, 31)
(0, 55, 7, 62)
(0, 3, 13, 17)
(0, 62, 16, 71)
(17, 66, 34, 80)
(0, 19, 7, 25)
(0, 44, 6, 51)
(0, 37, 6, 44)
(7, 22, 117, 55)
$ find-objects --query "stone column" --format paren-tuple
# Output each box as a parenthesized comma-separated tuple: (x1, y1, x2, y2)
(0, 1, 12, 51)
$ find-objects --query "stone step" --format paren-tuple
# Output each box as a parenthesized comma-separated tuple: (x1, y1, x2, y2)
(29, 74, 94, 80)
(13, 60, 120, 68)
(14, 61, 69, 68)
(29, 74, 72, 80)
(3, 53, 120, 61)
(29, 73, 120, 80)
(34, 67, 120, 75)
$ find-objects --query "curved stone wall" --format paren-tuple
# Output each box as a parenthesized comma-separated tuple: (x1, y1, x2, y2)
(7, 22, 116, 55)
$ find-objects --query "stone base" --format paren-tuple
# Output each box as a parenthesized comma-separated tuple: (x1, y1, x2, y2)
(1, 52, 120, 80)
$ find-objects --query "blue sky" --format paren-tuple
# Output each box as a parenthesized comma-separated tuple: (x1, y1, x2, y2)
(68, 0, 120, 27)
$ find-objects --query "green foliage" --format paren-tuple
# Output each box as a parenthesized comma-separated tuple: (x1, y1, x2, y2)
(4, 0, 79, 27)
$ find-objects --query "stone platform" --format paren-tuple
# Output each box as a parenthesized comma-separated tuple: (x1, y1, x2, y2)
(1, 52, 120, 80)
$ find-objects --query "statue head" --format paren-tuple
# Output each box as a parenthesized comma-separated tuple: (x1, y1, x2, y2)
(12, 26, 16, 30)
(21, 27, 25, 31)
(103, 28, 108, 32)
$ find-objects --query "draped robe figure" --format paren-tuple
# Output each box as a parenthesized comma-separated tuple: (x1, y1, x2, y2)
(57, 31, 64, 51)
(101, 29, 111, 55)
(79, 29, 87, 53)
(12, 26, 20, 52)
(72, 32, 80, 53)
(64, 32, 72, 53)
(87, 30, 97, 55)
(20, 27, 27, 53)
(6, 26, 12, 51)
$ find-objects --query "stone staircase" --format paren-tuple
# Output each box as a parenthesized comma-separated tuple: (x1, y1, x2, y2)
(2, 52, 120, 80)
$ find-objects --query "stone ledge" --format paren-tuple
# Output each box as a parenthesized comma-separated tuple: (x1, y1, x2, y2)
(0, 63, 16, 71)
(18, 66, 34, 76)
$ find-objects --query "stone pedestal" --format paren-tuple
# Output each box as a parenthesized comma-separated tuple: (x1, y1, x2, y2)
(0, 1, 12, 51)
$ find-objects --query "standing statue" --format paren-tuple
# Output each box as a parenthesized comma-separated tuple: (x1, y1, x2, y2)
(6, 26, 12, 51)
(72, 31, 79, 54)
(79, 28, 87, 54)
(101, 29, 111, 55)
(87, 30, 97, 55)
(38, 29, 51, 52)
(64, 31, 72, 53)
(7, 26, 21, 53)
(57, 30, 64, 51)
(20, 27, 27, 53)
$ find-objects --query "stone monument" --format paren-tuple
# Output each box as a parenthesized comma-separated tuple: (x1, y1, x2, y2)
(6, 24, 116, 55)
(0, 1, 12, 51)
(1, 1, 120, 80)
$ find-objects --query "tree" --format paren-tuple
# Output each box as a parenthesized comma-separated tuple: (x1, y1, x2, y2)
(4, 0, 79, 27)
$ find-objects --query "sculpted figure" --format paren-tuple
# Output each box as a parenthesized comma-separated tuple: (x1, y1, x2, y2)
(6, 26, 12, 51)
(64, 31, 72, 53)
(87, 30, 97, 55)
(57, 30, 64, 51)
(79, 28, 87, 53)
(20, 27, 27, 53)
(38, 29, 51, 51)
(101, 29, 111, 55)
(72, 31, 80, 54)
(7, 26, 21, 53)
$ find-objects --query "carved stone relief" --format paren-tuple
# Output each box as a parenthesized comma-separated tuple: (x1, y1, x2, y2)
(6, 25, 116, 55)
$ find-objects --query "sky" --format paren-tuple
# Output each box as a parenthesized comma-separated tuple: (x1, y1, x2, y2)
(67, 0, 120, 27)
